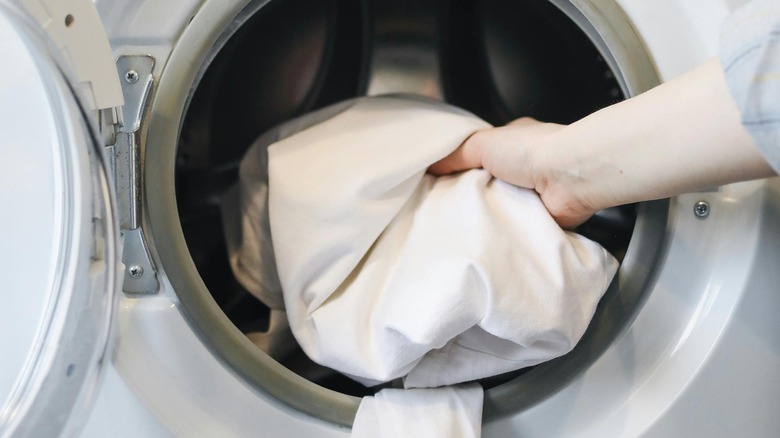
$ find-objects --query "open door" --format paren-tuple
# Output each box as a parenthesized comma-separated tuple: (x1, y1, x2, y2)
(0, 2, 122, 436)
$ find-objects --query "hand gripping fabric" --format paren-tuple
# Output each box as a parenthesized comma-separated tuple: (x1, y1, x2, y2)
(230, 95, 619, 388)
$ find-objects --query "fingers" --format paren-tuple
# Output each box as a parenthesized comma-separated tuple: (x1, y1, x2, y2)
(428, 118, 594, 230)
(429, 118, 562, 179)
(428, 130, 485, 175)
(551, 210, 593, 230)
(507, 116, 539, 126)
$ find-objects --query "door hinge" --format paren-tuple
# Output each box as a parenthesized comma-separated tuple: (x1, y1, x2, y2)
(106, 54, 159, 294)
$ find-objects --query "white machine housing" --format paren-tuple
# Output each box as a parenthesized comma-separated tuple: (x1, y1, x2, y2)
(1, 0, 778, 437)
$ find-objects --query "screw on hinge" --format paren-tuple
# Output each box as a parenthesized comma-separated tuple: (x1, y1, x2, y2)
(694, 201, 710, 219)
(128, 264, 144, 278)
(124, 69, 139, 84)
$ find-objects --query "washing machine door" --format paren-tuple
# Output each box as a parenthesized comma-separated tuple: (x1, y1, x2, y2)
(0, 2, 122, 437)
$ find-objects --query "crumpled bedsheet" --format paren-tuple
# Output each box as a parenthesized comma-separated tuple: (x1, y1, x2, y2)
(223, 95, 618, 390)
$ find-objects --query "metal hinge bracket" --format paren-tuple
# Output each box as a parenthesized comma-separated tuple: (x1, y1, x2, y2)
(106, 54, 159, 294)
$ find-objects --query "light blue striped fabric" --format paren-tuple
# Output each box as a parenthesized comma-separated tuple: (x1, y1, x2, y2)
(721, 0, 780, 173)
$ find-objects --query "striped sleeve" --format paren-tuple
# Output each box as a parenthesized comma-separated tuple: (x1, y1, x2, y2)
(720, 0, 780, 173)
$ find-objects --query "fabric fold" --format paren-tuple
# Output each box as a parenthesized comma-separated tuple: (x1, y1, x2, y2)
(226, 95, 620, 437)
(261, 96, 618, 386)
(352, 385, 484, 438)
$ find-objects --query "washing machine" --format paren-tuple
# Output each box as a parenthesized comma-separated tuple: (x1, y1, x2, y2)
(2, 0, 779, 436)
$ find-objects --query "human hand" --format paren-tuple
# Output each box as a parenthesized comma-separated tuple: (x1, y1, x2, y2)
(429, 118, 598, 229)
(432, 60, 777, 230)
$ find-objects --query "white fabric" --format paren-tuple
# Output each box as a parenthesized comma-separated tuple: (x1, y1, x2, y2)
(262, 96, 619, 387)
(224, 99, 359, 311)
(351, 384, 483, 438)
(227, 95, 619, 438)
(221, 102, 358, 357)
(222, 138, 284, 311)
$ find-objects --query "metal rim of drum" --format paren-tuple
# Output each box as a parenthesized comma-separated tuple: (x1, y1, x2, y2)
(144, 0, 668, 427)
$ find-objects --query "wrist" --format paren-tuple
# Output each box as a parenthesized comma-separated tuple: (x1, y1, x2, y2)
(533, 127, 607, 227)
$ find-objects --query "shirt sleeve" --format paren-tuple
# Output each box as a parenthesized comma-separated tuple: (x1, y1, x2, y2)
(720, 0, 780, 174)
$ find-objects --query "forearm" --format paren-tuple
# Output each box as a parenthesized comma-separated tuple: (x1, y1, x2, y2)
(536, 58, 775, 213)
